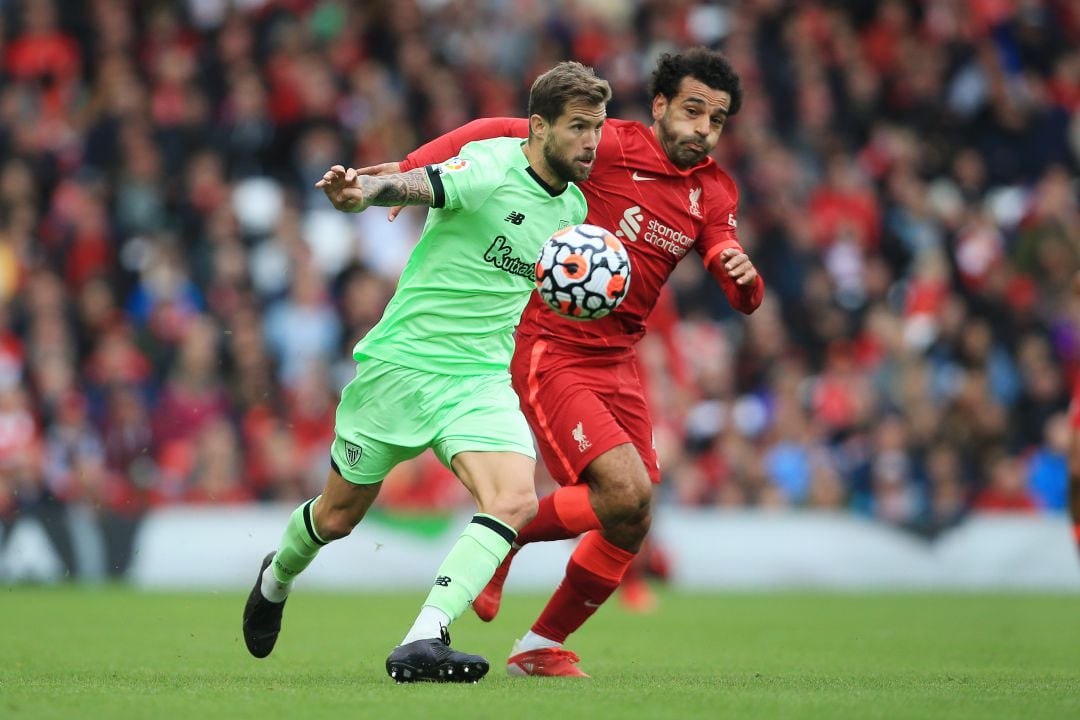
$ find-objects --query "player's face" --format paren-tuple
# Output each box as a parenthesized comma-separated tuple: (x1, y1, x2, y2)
(542, 101, 606, 183)
(652, 77, 731, 169)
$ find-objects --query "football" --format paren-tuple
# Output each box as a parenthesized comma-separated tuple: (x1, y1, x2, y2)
(534, 223, 631, 320)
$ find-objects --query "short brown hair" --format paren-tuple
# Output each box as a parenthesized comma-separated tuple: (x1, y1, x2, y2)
(527, 61, 611, 126)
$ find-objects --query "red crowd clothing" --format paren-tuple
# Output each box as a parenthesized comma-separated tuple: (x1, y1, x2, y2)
(1070, 374, 1080, 429)
(402, 116, 763, 483)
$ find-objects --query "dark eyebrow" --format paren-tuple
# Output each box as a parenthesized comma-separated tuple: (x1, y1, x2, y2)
(683, 96, 729, 117)
(569, 114, 607, 125)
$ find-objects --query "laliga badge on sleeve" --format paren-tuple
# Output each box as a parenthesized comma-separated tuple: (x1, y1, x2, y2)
(441, 157, 469, 173)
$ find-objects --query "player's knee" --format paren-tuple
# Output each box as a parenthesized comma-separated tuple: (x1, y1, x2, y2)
(596, 472, 652, 526)
(481, 487, 538, 531)
(314, 506, 361, 541)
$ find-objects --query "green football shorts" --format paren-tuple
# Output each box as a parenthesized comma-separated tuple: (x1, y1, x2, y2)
(329, 355, 536, 485)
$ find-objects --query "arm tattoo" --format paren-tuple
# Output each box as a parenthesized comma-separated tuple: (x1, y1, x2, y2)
(357, 169, 433, 207)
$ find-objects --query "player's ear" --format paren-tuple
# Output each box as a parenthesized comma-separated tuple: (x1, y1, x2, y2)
(651, 94, 668, 122)
(529, 114, 548, 141)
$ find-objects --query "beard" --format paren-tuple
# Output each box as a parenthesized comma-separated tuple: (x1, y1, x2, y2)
(655, 115, 709, 169)
(543, 138, 595, 183)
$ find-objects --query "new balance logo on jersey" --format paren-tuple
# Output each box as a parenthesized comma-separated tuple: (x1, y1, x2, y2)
(504, 211, 525, 225)
(484, 236, 536, 281)
(572, 422, 592, 452)
(615, 206, 644, 242)
(435, 576, 452, 587)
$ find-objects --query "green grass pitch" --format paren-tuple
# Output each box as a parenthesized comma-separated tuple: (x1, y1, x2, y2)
(2, 587, 1078, 719)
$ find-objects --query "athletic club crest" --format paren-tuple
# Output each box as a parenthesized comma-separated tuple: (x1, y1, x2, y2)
(344, 441, 362, 466)
(688, 187, 702, 218)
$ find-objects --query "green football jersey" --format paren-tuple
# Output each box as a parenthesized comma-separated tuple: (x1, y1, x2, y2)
(354, 137, 587, 375)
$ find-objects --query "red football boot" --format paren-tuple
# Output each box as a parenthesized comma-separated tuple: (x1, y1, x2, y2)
(506, 641, 590, 677)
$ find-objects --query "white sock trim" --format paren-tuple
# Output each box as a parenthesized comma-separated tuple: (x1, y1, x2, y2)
(260, 561, 291, 603)
(401, 605, 452, 646)
(515, 630, 561, 653)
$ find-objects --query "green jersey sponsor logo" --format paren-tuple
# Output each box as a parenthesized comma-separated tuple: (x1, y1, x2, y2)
(483, 235, 536, 282)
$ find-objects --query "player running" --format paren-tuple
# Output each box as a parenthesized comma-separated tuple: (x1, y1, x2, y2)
(241, 61, 611, 683)
(363, 48, 763, 677)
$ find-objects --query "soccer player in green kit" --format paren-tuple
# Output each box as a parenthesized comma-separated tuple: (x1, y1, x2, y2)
(241, 62, 611, 683)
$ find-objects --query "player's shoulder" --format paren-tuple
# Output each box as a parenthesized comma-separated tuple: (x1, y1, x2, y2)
(460, 136, 522, 160)
(695, 161, 739, 201)
(439, 138, 520, 188)
(603, 117, 646, 134)
(600, 117, 653, 148)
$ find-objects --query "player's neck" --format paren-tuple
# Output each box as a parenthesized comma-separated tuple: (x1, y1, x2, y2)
(522, 142, 569, 192)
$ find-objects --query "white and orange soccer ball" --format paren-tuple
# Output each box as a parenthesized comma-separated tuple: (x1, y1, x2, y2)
(535, 223, 631, 320)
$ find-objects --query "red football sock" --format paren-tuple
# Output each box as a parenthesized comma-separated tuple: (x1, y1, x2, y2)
(515, 485, 602, 546)
(531, 531, 635, 644)
(621, 552, 645, 584)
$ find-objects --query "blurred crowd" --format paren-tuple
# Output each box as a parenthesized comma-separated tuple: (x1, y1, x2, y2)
(0, 0, 1078, 537)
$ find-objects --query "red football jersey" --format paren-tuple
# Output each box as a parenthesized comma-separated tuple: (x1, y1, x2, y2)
(401, 117, 763, 356)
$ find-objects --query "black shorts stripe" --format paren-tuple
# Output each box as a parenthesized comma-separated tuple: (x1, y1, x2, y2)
(302, 498, 328, 546)
(471, 514, 517, 544)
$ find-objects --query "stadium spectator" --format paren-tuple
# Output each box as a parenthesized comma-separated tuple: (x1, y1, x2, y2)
(0, 1, 1075, 548)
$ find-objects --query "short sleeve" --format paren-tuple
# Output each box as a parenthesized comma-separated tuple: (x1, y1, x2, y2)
(432, 141, 505, 213)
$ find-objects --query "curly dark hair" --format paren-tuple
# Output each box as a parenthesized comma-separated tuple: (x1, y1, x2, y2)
(648, 47, 743, 117)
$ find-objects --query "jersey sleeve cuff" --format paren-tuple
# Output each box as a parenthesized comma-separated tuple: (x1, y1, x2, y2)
(426, 164, 446, 208)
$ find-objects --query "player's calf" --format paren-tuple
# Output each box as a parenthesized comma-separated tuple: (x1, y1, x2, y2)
(472, 547, 518, 622)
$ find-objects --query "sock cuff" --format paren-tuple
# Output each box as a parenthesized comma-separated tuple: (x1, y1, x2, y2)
(301, 497, 328, 546)
(471, 513, 517, 545)
(552, 485, 602, 534)
(571, 531, 636, 582)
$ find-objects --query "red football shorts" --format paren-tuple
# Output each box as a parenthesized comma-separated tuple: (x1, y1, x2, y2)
(510, 337, 660, 486)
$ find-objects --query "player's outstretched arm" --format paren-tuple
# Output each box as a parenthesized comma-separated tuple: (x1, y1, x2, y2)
(315, 164, 433, 213)
(352, 162, 407, 222)
(399, 118, 528, 172)
(709, 247, 764, 314)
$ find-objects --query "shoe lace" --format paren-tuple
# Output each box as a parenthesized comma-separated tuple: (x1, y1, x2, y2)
(439, 625, 451, 646)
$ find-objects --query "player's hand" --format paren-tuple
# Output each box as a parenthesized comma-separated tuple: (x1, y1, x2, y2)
(720, 248, 758, 286)
(315, 165, 369, 213)
(354, 162, 404, 221)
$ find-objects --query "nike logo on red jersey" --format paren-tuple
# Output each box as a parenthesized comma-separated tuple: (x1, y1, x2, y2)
(631, 171, 656, 181)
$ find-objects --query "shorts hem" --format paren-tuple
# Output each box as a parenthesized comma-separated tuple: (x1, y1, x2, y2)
(329, 455, 385, 485)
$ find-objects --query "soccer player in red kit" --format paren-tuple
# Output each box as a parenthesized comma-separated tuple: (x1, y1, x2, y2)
(363, 48, 763, 676)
